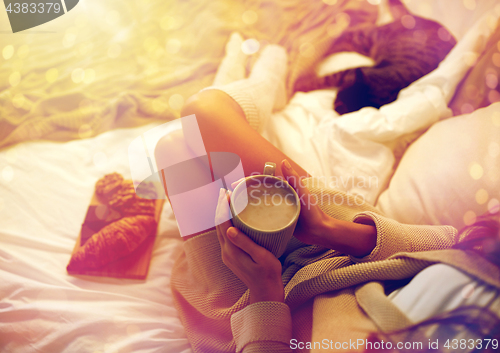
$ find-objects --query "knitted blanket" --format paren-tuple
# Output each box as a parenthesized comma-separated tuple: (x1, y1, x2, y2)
(170, 178, 500, 352)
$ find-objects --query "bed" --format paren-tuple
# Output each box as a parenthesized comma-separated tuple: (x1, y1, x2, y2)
(1, 1, 500, 352)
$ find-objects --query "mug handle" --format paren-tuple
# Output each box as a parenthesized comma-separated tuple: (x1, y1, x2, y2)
(263, 162, 276, 176)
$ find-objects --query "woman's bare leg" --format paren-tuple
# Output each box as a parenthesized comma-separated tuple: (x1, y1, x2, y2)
(181, 89, 310, 179)
(155, 89, 310, 239)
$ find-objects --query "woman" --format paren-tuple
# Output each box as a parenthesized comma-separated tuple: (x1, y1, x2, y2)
(157, 41, 500, 352)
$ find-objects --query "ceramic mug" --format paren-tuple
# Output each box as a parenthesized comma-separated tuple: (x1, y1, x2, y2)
(230, 162, 301, 257)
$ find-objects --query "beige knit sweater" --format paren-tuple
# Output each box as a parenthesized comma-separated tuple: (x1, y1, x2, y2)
(171, 178, 500, 352)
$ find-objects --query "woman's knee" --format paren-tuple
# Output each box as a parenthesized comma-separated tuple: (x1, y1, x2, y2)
(154, 129, 190, 172)
(181, 89, 245, 124)
(182, 90, 218, 118)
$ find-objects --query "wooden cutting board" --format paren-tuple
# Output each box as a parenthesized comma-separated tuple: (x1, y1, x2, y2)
(67, 193, 165, 280)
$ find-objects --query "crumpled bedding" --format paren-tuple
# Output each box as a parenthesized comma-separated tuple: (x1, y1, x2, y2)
(0, 0, 377, 149)
(263, 8, 500, 205)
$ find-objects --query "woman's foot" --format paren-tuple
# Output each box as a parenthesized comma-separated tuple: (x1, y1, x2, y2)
(249, 44, 288, 112)
(213, 32, 247, 86)
(204, 43, 288, 131)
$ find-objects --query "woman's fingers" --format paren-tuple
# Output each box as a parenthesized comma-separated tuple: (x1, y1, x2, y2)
(215, 189, 253, 264)
(226, 226, 271, 263)
(281, 159, 310, 198)
(215, 188, 232, 246)
(222, 233, 255, 268)
(216, 188, 275, 269)
(231, 178, 246, 190)
(215, 189, 232, 225)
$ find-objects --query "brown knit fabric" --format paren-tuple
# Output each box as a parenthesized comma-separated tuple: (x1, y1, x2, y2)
(170, 177, 500, 352)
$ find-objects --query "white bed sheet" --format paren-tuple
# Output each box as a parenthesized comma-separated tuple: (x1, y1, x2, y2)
(0, 125, 192, 353)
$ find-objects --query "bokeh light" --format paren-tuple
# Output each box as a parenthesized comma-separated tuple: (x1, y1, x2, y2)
(475, 189, 488, 205)
(169, 94, 184, 111)
(241, 39, 260, 55)
(463, 0, 476, 11)
(327, 12, 350, 37)
(463, 52, 478, 67)
(2, 166, 14, 182)
(62, 27, 78, 49)
(463, 210, 477, 226)
(165, 38, 181, 54)
(144, 37, 159, 52)
(83, 69, 96, 84)
(12, 93, 25, 109)
(78, 124, 93, 139)
(469, 163, 483, 180)
(3, 45, 14, 60)
(460, 103, 474, 115)
(401, 15, 415, 30)
(46, 68, 59, 83)
(486, 73, 498, 89)
(71, 68, 85, 83)
(242, 10, 258, 25)
(9, 71, 21, 86)
(487, 14, 498, 31)
(488, 198, 500, 214)
(438, 28, 452, 42)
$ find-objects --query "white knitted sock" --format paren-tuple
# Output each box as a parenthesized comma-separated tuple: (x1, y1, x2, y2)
(212, 32, 247, 86)
(205, 44, 288, 131)
(248, 44, 288, 113)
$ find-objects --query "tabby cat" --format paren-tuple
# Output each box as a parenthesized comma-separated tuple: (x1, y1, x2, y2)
(294, 0, 457, 115)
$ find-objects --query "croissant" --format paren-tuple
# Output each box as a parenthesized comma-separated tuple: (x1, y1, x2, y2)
(67, 215, 157, 271)
(95, 172, 124, 201)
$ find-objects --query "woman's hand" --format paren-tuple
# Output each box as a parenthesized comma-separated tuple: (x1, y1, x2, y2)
(215, 189, 284, 304)
(228, 159, 377, 259)
(281, 159, 377, 257)
(280, 159, 332, 247)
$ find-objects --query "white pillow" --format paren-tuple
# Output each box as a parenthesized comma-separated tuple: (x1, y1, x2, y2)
(404, 0, 500, 41)
(376, 102, 500, 229)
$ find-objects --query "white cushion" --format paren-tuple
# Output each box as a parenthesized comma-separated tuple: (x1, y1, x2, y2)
(376, 102, 500, 229)
(404, 0, 499, 41)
